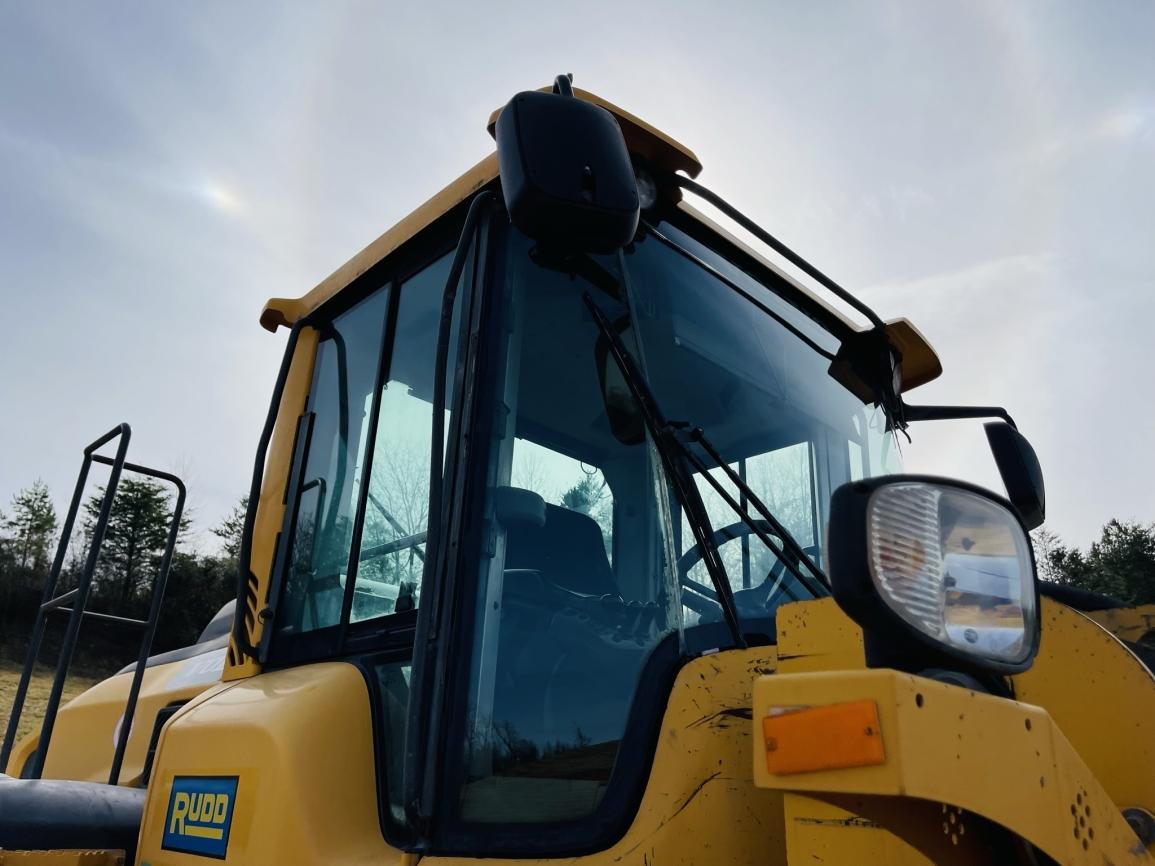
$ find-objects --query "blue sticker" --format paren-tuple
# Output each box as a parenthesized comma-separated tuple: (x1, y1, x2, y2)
(162, 775, 238, 859)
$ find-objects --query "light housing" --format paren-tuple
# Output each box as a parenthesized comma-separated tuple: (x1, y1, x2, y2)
(828, 475, 1040, 674)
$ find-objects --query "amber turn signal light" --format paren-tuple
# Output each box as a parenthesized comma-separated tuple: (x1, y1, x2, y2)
(762, 699, 885, 775)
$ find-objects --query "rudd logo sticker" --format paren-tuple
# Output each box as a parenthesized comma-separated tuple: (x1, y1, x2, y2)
(162, 775, 238, 859)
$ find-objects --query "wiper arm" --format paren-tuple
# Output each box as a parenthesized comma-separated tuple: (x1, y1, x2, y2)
(673, 425, 829, 598)
(582, 293, 747, 650)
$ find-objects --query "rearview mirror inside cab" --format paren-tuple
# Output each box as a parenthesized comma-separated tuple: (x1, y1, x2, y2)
(595, 320, 645, 446)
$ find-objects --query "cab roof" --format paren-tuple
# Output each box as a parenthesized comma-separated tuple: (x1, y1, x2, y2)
(260, 87, 940, 392)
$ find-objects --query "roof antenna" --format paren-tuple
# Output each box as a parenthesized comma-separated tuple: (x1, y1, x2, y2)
(553, 73, 574, 97)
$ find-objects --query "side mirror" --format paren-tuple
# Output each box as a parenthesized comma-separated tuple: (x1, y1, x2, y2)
(903, 404, 1047, 531)
(828, 475, 1041, 674)
(984, 421, 1045, 530)
(495, 84, 640, 254)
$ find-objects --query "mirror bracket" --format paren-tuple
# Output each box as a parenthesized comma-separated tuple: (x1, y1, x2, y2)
(904, 402, 1017, 429)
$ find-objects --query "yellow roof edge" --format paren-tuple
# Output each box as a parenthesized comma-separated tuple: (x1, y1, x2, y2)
(262, 87, 702, 333)
(258, 90, 939, 394)
(260, 152, 499, 332)
(486, 86, 703, 179)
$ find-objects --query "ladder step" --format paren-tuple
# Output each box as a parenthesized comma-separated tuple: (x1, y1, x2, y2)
(52, 609, 150, 628)
(40, 588, 79, 613)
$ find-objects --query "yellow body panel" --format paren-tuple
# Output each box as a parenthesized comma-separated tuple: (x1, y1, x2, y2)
(134, 595, 1155, 864)
(1015, 600, 1155, 818)
(3, 653, 225, 781)
(774, 596, 866, 672)
(140, 649, 788, 866)
(765, 596, 1155, 863)
(753, 668, 1151, 864)
(1087, 604, 1155, 646)
(136, 663, 406, 865)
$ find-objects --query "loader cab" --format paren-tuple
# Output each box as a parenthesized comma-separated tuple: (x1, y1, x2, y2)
(254, 163, 907, 854)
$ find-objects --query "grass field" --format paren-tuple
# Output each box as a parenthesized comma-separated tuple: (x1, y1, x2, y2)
(0, 660, 100, 743)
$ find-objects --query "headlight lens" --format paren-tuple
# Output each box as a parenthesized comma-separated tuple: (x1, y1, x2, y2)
(866, 482, 1036, 665)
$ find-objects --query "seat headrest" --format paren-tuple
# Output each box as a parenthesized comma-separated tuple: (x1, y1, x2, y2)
(494, 486, 547, 528)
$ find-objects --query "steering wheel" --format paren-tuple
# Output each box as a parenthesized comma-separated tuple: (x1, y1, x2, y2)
(678, 521, 814, 620)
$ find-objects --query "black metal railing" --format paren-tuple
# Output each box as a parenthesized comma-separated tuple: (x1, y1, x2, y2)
(0, 424, 185, 785)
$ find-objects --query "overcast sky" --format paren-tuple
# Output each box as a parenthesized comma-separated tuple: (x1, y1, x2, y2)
(0, 1, 1151, 553)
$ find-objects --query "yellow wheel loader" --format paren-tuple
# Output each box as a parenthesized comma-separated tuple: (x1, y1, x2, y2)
(3, 76, 1154, 866)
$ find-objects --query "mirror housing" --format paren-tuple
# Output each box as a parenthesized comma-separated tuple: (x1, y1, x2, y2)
(495, 89, 640, 254)
(828, 475, 1041, 674)
(984, 421, 1045, 531)
(903, 404, 1047, 530)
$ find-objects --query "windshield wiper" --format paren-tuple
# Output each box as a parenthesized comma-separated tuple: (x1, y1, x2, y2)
(582, 293, 747, 649)
(582, 277, 828, 620)
(671, 425, 829, 598)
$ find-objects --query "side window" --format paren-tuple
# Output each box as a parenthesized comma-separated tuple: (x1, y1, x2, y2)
(352, 255, 453, 621)
(279, 289, 390, 636)
(275, 250, 457, 639)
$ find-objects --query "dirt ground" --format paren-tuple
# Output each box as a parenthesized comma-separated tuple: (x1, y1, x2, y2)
(0, 660, 99, 743)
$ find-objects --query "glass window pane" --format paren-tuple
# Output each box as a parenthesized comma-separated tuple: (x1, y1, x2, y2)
(457, 234, 679, 825)
(276, 246, 465, 638)
(678, 443, 818, 631)
(279, 289, 389, 636)
(353, 253, 454, 621)
(372, 659, 412, 826)
(511, 438, 613, 564)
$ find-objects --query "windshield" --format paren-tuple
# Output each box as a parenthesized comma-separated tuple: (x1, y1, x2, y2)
(447, 214, 901, 833)
(623, 219, 901, 619)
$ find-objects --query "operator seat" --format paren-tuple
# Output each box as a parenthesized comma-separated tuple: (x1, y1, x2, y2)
(503, 495, 616, 598)
(490, 486, 633, 746)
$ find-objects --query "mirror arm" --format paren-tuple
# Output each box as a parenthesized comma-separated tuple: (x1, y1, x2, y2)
(902, 403, 1017, 430)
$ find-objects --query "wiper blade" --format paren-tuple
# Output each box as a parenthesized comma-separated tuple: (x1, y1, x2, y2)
(673, 425, 829, 599)
(583, 293, 747, 650)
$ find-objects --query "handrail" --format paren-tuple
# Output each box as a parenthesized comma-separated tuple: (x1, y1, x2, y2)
(1, 423, 131, 775)
(0, 425, 186, 788)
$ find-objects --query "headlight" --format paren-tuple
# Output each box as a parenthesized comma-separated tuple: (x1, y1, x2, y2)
(829, 476, 1040, 673)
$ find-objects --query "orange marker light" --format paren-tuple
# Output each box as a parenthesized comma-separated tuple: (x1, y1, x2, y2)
(762, 699, 885, 775)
